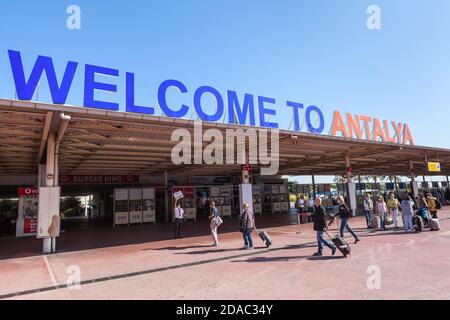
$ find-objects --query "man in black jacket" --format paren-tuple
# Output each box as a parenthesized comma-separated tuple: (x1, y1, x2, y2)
(312, 197, 336, 257)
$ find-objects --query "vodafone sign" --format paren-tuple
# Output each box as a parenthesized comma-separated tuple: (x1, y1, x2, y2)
(17, 187, 39, 196)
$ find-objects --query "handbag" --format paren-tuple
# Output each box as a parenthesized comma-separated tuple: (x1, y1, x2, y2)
(384, 214, 393, 225)
(212, 216, 223, 228)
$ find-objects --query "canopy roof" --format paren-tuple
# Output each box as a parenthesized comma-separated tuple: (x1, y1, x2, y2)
(0, 98, 449, 178)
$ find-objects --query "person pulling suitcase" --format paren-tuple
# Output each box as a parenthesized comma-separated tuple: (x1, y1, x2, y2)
(240, 203, 255, 250)
(312, 197, 337, 257)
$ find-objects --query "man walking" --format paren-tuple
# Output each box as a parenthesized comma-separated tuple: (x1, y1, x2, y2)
(240, 203, 255, 250)
(312, 197, 336, 257)
(363, 193, 374, 228)
(174, 201, 184, 239)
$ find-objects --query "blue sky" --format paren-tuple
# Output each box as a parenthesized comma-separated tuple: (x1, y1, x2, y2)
(1, 1, 449, 158)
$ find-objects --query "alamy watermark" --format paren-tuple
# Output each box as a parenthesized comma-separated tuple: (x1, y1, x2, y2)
(366, 265, 381, 290)
(66, 5, 81, 30)
(367, 5, 382, 30)
(66, 265, 81, 289)
(171, 121, 280, 176)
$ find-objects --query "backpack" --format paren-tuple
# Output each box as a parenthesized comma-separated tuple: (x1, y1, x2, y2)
(239, 211, 249, 232)
(435, 199, 442, 210)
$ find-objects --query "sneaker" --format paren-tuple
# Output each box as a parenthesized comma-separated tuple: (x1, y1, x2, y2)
(354, 238, 360, 244)
(246, 246, 254, 250)
(331, 247, 337, 256)
(313, 252, 323, 257)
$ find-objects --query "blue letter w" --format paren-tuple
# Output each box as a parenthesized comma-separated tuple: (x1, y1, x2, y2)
(8, 50, 78, 104)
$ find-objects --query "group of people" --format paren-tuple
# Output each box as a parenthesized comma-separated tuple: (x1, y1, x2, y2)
(172, 189, 444, 257)
(174, 200, 256, 250)
(308, 190, 443, 256)
(363, 192, 441, 232)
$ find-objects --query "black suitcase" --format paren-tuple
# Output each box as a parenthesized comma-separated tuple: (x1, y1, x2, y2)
(324, 230, 351, 258)
(257, 229, 272, 248)
(413, 216, 423, 232)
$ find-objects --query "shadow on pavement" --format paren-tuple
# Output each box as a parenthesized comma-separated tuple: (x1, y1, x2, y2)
(148, 245, 213, 251)
(230, 254, 345, 263)
(174, 248, 246, 255)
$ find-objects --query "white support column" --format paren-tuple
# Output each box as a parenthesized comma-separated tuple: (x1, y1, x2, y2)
(42, 133, 56, 254)
(345, 155, 356, 213)
(345, 155, 352, 183)
(410, 160, 419, 197)
(239, 150, 253, 214)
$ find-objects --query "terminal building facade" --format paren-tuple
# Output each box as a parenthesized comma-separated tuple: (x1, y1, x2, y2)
(1, 51, 450, 253)
(1, 98, 450, 253)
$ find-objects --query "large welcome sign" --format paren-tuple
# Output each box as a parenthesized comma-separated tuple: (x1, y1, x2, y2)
(6, 50, 414, 145)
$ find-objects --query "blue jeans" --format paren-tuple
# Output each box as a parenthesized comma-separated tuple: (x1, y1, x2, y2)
(365, 210, 372, 228)
(316, 231, 334, 253)
(379, 214, 385, 230)
(243, 228, 253, 248)
(340, 217, 359, 240)
(403, 214, 413, 231)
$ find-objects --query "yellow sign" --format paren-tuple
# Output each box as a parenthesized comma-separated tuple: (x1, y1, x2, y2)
(428, 162, 441, 172)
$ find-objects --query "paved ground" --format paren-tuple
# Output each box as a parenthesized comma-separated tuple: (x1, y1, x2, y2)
(1, 209, 450, 300)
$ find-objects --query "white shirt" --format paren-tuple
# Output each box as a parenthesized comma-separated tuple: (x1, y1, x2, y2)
(306, 199, 314, 207)
(363, 198, 373, 211)
(297, 199, 305, 208)
(174, 207, 184, 219)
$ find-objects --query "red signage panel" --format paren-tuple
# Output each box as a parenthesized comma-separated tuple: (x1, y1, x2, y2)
(60, 175, 139, 185)
(17, 187, 39, 196)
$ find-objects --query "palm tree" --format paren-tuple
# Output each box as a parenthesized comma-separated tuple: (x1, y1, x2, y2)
(288, 181, 297, 194)
(361, 175, 403, 183)
(333, 176, 347, 183)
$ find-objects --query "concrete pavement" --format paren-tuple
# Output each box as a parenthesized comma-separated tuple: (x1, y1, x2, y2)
(1, 209, 449, 300)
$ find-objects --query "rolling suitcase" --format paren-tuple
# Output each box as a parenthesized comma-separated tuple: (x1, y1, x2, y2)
(324, 230, 351, 258)
(430, 218, 441, 231)
(256, 229, 272, 248)
(413, 216, 423, 232)
(369, 216, 378, 229)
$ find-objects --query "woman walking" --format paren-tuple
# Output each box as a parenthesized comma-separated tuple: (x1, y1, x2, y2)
(387, 193, 401, 228)
(209, 201, 222, 246)
(375, 195, 388, 231)
(240, 203, 255, 250)
(336, 196, 360, 244)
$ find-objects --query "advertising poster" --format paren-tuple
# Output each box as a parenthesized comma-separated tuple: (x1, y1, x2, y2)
(16, 187, 39, 237)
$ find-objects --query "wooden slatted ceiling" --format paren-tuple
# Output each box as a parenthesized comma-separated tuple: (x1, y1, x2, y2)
(0, 99, 449, 177)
